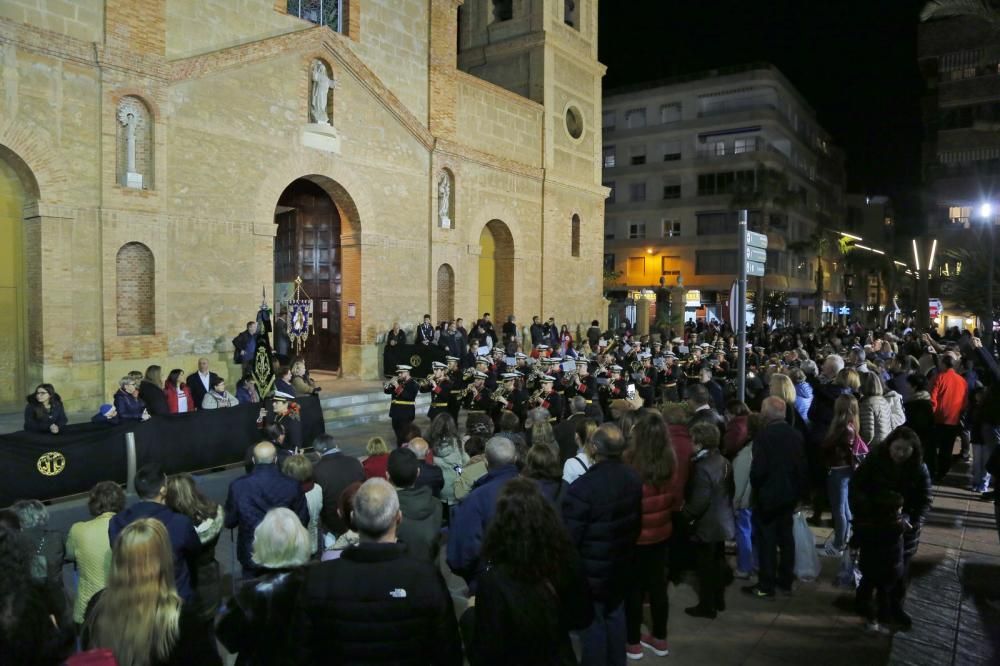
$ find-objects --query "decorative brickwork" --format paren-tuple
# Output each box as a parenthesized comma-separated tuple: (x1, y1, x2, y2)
(116, 243, 155, 336)
(571, 213, 581, 257)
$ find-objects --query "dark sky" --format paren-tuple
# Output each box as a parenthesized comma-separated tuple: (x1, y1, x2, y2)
(598, 0, 926, 222)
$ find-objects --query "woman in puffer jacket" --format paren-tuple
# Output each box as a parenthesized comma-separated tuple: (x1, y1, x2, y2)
(859, 372, 893, 449)
(623, 410, 678, 658)
(427, 413, 469, 509)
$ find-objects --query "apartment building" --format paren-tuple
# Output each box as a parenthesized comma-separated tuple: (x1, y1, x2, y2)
(602, 63, 847, 326)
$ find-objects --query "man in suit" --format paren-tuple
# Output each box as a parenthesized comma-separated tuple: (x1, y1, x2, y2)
(311, 433, 365, 537)
(186, 357, 222, 411)
(233, 321, 258, 374)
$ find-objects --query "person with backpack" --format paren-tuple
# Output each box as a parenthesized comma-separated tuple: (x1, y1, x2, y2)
(822, 395, 868, 557)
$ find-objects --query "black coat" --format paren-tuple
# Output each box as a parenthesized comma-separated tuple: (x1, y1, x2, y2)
(555, 413, 587, 464)
(415, 460, 445, 499)
(313, 452, 366, 535)
(561, 458, 643, 605)
(462, 556, 593, 666)
(850, 448, 932, 561)
(750, 421, 808, 516)
(293, 542, 463, 665)
(23, 401, 68, 433)
(903, 395, 935, 455)
(688, 406, 726, 440)
(113, 388, 146, 421)
(217, 568, 303, 666)
(139, 380, 170, 416)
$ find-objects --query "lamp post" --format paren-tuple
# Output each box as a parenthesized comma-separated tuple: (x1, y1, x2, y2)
(980, 203, 995, 353)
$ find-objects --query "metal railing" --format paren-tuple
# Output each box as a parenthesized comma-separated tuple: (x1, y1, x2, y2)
(287, 0, 342, 32)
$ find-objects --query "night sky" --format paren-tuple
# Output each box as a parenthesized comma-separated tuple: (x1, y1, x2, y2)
(598, 0, 926, 227)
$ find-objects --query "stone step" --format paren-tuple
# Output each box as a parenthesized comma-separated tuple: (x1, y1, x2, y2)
(319, 390, 431, 431)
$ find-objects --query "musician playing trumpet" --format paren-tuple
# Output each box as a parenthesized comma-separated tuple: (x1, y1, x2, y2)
(637, 352, 657, 408)
(490, 372, 525, 427)
(570, 359, 597, 406)
(460, 370, 493, 415)
(419, 361, 451, 421)
(445, 355, 463, 423)
(383, 364, 418, 446)
(531, 375, 562, 423)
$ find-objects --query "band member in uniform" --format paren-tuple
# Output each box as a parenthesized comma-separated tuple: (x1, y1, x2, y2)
(445, 355, 463, 422)
(660, 351, 683, 403)
(383, 364, 418, 446)
(599, 364, 627, 421)
(491, 347, 508, 376)
(514, 352, 530, 375)
(260, 389, 302, 453)
(420, 361, 451, 421)
(490, 372, 523, 428)
(637, 352, 657, 407)
(531, 375, 562, 423)
(571, 359, 597, 408)
(461, 370, 494, 416)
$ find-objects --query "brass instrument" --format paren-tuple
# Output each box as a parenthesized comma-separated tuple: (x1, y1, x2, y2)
(462, 367, 475, 381)
(528, 387, 547, 405)
(383, 376, 399, 391)
(491, 385, 509, 402)
(459, 383, 479, 400)
(562, 371, 578, 387)
(417, 373, 436, 389)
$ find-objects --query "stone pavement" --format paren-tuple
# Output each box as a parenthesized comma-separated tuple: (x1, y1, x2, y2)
(33, 417, 1000, 665)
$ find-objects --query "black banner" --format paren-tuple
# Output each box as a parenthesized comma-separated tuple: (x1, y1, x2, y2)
(383, 342, 446, 378)
(0, 396, 325, 507)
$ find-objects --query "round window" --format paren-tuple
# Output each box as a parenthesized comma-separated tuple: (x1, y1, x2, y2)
(565, 106, 584, 139)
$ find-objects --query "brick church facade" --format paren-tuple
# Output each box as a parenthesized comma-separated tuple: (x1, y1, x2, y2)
(0, 0, 607, 410)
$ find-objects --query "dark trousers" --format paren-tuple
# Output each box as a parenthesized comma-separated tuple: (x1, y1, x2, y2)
(856, 576, 902, 623)
(391, 416, 413, 447)
(625, 541, 669, 643)
(693, 541, 727, 612)
(753, 507, 795, 593)
(930, 424, 960, 481)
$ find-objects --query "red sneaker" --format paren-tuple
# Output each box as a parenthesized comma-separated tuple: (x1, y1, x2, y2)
(626, 643, 644, 660)
(640, 635, 670, 657)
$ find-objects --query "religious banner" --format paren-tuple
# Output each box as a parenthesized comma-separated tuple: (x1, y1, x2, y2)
(288, 276, 314, 355)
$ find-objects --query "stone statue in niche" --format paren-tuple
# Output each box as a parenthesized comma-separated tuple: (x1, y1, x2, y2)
(310, 60, 337, 125)
(117, 99, 144, 189)
(438, 173, 451, 228)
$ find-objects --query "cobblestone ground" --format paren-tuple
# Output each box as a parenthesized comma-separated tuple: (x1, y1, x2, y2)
(33, 414, 999, 665)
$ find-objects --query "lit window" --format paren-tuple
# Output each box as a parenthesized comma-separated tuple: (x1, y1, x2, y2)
(661, 255, 681, 276)
(603, 146, 616, 168)
(734, 137, 757, 154)
(662, 219, 681, 237)
(948, 206, 971, 225)
(714, 141, 726, 156)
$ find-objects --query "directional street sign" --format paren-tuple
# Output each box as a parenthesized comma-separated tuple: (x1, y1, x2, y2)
(746, 247, 767, 263)
(746, 261, 766, 277)
(746, 231, 768, 249)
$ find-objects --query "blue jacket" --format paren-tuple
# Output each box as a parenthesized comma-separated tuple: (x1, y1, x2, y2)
(224, 463, 309, 570)
(561, 459, 642, 606)
(109, 501, 200, 601)
(113, 388, 146, 421)
(794, 380, 813, 425)
(446, 464, 519, 586)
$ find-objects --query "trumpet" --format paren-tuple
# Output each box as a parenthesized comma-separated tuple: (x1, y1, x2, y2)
(417, 373, 436, 389)
(491, 385, 509, 402)
(383, 375, 399, 391)
(462, 367, 475, 381)
(459, 383, 479, 400)
(528, 387, 546, 405)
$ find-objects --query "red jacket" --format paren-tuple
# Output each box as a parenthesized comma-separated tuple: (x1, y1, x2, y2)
(363, 453, 389, 480)
(636, 481, 679, 544)
(164, 382, 196, 413)
(930, 368, 967, 425)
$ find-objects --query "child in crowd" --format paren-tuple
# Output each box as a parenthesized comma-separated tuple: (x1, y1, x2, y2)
(852, 491, 906, 633)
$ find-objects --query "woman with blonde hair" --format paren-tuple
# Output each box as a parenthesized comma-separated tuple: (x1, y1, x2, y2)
(858, 371, 892, 449)
(84, 518, 221, 666)
(822, 394, 865, 556)
(362, 436, 390, 479)
(290, 359, 321, 396)
(770, 373, 805, 434)
(282, 454, 324, 556)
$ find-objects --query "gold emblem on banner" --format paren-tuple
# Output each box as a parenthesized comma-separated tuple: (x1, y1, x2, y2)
(410, 354, 423, 367)
(37, 452, 66, 476)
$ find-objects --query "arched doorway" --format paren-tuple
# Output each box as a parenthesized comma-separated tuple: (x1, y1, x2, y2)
(274, 179, 342, 370)
(0, 149, 32, 408)
(478, 220, 514, 320)
(437, 264, 455, 322)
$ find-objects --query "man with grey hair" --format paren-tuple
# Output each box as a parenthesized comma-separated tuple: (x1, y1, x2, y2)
(293, 479, 462, 663)
(406, 437, 444, 499)
(743, 397, 807, 600)
(820, 354, 845, 383)
(562, 423, 642, 666)
(555, 395, 589, 463)
(446, 436, 519, 587)
(225, 441, 309, 577)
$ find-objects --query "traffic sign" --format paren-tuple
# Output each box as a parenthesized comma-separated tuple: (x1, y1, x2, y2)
(746, 231, 768, 249)
(746, 247, 767, 263)
(746, 261, 765, 277)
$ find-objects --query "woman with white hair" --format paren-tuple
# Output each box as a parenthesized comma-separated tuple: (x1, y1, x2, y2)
(12, 499, 66, 613)
(217, 507, 311, 665)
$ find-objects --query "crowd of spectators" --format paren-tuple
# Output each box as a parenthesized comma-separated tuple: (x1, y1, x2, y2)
(3, 319, 1000, 664)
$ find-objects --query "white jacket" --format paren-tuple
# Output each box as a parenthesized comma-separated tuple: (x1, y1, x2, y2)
(732, 445, 753, 511)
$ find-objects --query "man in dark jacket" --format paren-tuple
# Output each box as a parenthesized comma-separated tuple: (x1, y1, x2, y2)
(561, 423, 642, 666)
(293, 479, 462, 665)
(744, 397, 808, 599)
(233, 321, 258, 373)
(224, 442, 309, 577)
(187, 357, 222, 410)
(530, 316, 545, 347)
(311, 433, 365, 536)
(109, 464, 199, 601)
(687, 383, 726, 439)
(388, 448, 442, 562)
(408, 438, 445, 499)
(555, 396, 589, 463)
(446, 436, 519, 587)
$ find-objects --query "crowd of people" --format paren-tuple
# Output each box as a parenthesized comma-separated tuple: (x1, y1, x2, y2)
(3, 316, 999, 665)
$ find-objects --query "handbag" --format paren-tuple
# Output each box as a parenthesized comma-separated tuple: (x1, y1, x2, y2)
(792, 511, 820, 581)
(849, 425, 869, 468)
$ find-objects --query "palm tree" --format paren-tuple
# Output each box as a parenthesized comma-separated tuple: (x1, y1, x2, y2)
(788, 229, 846, 325)
(920, 0, 1000, 25)
(729, 164, 797, 332)
(843, 249, 894, 327)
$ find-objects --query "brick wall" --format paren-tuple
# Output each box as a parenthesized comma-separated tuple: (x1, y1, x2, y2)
(436, 263, 455, 322)
(116, 242, 155, 336)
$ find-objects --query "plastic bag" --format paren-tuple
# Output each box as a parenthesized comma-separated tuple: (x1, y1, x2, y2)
(792, 511, 820, 581)
(834, 547, 861, 589)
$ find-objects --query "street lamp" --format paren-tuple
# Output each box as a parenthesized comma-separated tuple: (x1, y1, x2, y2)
(980, 202, 995, 352)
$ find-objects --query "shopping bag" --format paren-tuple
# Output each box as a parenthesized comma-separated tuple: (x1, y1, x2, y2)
(792, 511, 820, 581)
(834, 547, 861, 589)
